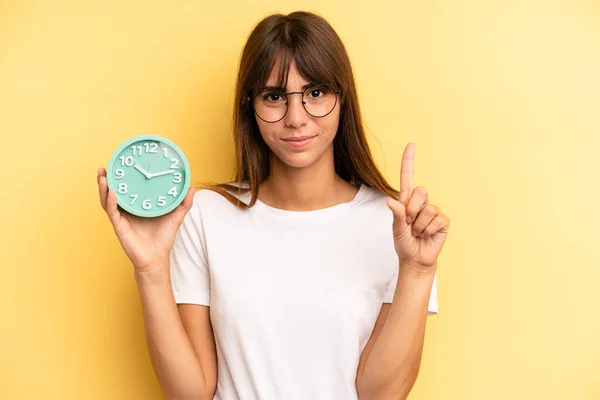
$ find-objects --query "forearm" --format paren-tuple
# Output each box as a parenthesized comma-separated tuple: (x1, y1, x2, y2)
(357, 262, 436, 399)
(134, 263, 212, 400)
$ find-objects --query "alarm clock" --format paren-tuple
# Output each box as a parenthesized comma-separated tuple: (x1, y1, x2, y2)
(106, 134, 191, 217)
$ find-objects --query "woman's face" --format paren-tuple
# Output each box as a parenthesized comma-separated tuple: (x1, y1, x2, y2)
(254, 60, 341, 170)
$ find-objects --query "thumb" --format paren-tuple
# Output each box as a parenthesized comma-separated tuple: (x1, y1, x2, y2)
(386, 198, 408, 232)
(171, 187, 196, 225)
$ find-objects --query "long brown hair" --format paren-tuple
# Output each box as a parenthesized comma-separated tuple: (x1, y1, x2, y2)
(198, 11, 400, 208)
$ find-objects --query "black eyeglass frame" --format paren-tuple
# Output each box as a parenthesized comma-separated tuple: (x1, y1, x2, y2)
(247, 83, 342, 123)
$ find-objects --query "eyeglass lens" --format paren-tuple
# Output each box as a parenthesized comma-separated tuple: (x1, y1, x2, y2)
(253, 84, 339, 123)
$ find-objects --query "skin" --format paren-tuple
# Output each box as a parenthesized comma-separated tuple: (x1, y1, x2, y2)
(96, 57, 450, 399)
(255, 60, 359, 211)
(386, 143, 450, 269)
(255, 61, 451, 399)
(357, 144, 450, 399)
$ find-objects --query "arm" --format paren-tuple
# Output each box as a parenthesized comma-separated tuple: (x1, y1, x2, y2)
(356, 262, 436, 400)
(135, 263, 217, 400)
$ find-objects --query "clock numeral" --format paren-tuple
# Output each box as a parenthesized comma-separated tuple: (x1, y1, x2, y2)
(131, 145, 143, 156)
(168, 187, 178, 197)
(170, 158, 179, 169)
(142, 199, 152, 210)
(173, 172, 182, 183)
(115, 169, 125, 179)
(119, 156, 134, 166)
(144, 142, 158, 153)
(118, 183, 128, 194)
(163, 148, 168, 158)
(157, 196, 166, 206)
(129, 194, 138, 204)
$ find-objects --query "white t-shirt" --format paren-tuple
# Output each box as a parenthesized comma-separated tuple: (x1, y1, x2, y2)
(170, 183, 438, 400)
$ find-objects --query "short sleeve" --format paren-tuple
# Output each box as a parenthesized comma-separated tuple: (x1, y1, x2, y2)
(383, 269, 439, 316)
(169, 200, 211, 306)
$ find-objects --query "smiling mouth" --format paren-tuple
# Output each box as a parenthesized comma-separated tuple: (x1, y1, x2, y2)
(281, 136, 316, 148)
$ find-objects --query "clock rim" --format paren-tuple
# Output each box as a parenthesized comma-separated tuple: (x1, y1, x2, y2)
(106, 134, 191, 218)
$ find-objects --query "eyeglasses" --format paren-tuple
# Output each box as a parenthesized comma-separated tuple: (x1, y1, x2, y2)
(249, 83, 342, 123)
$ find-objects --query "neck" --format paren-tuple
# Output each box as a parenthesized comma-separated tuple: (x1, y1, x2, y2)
(259, 150, 357, 211)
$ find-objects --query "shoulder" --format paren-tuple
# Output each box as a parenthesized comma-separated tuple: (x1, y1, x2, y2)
(343, 184, 397, 236)
(359, 184, 394, 203)
(356, 185, 395, 218)
(187, 182, 251, 221)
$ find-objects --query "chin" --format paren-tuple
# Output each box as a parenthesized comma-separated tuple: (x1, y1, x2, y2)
(280, 153, 320, 169)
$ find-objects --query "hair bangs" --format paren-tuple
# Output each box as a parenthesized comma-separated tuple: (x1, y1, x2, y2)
(248, 45, 294, 97)
(292, 41, 339, 91)
(252, 38, 340, 96)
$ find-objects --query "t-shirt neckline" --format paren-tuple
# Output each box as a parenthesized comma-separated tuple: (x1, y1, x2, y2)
(250, 184, 368, 224)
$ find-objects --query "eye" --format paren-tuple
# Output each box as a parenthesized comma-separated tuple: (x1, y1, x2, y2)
(261, 91, 285, 102)
(306, 86, 330, 99)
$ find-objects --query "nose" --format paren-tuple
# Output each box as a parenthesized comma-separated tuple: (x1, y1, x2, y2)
(284, 92, 309, 127)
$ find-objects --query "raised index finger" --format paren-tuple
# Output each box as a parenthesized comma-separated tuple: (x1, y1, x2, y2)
(400, 142, 415, 196)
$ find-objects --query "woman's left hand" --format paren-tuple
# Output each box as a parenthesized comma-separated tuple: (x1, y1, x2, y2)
(386, 143, 450, 271)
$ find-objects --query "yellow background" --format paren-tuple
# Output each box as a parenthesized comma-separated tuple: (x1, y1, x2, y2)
(2, 1, 599, 399)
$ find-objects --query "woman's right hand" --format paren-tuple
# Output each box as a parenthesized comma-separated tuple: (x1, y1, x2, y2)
(97, 167, 195, 272)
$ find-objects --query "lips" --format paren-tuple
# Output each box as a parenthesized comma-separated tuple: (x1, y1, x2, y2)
(282, 136, 315, 141)
(281, 136, 316, 148)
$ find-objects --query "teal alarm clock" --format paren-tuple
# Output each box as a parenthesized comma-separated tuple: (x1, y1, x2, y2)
(106, 134, 191, 217)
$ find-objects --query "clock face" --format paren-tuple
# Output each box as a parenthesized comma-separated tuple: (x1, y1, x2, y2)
(106, 135, 191, 217)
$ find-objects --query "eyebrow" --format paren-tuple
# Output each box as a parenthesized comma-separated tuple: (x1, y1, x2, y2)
(261, 82, 316, 92)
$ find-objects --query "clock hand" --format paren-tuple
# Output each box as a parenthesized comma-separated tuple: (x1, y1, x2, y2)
(148, 169, 175, 178)
(133, 161, 150, 179)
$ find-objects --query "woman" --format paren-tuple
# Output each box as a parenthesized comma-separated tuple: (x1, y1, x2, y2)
(97, 10, 450, 400)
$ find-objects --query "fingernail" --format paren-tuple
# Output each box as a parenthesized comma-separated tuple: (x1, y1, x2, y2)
(406, 216, 413, 224)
